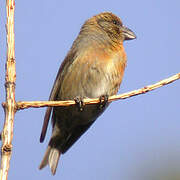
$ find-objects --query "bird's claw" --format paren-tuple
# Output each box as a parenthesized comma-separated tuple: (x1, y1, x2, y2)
(74, 96, 84, 112)
(99, 95, 109, 109)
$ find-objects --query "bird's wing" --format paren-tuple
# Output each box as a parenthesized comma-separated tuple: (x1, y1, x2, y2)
(40, 51, 76, 143)
(40, 68, 62, 142)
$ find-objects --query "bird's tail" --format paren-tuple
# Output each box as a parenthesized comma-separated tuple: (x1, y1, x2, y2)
(39, 145, 61, 175)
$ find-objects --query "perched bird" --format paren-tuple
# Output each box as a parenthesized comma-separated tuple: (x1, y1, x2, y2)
(39, 12, 136, 175)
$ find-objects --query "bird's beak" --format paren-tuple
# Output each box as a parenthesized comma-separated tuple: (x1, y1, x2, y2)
(121, 26, 136, 40)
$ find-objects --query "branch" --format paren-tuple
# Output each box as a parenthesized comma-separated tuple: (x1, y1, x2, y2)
(0, 1, 16, 180)
(0, 1, 179, 180)
(15, 72, 180, 110)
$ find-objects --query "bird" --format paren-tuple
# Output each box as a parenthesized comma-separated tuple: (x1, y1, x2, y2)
(39, 12, 136, 175)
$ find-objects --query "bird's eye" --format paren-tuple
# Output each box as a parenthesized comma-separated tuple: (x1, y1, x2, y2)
(112, 20, 118, 25)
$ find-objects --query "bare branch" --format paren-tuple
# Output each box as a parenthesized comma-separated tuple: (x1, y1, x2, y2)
(15, 72, 180, 110)
(0, 1, 179, 179)
(0, 1, 16, 180)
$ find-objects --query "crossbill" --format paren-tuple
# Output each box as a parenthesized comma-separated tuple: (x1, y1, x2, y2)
(39, 12, 136, 175)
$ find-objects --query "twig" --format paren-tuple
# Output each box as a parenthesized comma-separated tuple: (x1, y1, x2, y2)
(0, 1, 16, 180)
(0, 1, 179, 180)
(15, 72, 180, 110)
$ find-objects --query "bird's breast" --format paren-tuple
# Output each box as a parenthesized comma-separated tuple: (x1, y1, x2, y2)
(58, 44, 126, 100)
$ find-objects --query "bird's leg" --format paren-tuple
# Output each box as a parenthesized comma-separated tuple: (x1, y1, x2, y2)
(74, 96, 85, 112)
(99, 95, 109, 109)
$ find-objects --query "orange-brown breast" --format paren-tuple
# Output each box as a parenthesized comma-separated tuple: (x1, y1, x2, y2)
(58, 42, 127, 100)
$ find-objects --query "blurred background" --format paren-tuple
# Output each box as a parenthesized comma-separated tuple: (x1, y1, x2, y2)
(0, 0, 180, 179)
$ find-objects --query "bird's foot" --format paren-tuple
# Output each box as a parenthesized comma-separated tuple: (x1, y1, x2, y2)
(74, 96, 84, 112)
(99, 95, 109, 109)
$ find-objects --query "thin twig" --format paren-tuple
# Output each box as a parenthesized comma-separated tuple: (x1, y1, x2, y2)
(0, 1, 16, 180)
(15, 72, 180, 110)
(0, 1, 179, 180)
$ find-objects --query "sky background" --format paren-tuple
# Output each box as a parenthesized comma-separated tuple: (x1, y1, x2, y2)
(0, 0, 180, 180)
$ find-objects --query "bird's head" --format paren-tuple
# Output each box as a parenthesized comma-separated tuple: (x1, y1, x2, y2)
(81, 12, 136, 43)
(97, 12, 136, 42)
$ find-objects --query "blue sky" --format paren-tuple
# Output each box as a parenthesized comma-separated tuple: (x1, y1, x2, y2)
(0, 0, 180, 180)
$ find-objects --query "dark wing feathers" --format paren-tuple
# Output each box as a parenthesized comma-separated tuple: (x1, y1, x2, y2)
(40, 51, 76, 143)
